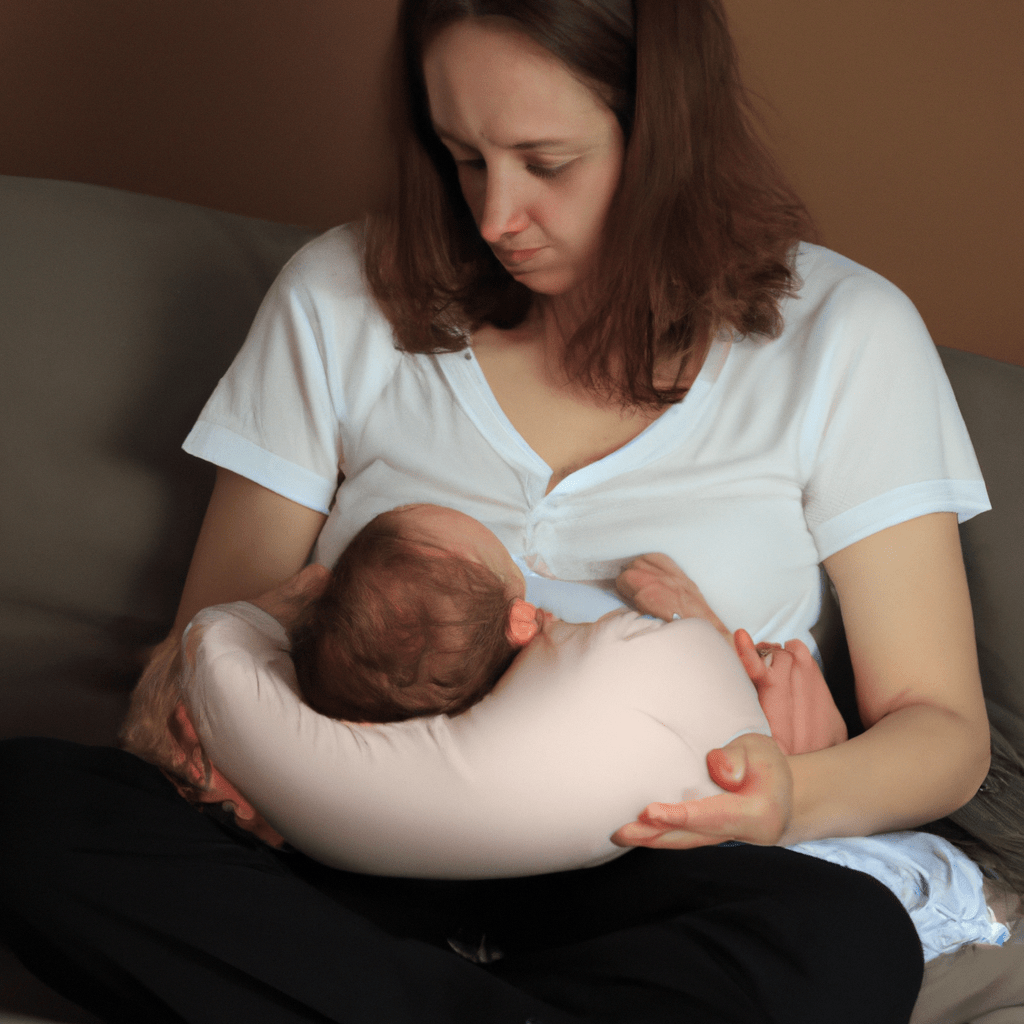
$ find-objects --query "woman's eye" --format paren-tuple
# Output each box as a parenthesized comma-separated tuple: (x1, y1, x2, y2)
(453, 157, 568, 180)
(527, 164, 565, 180)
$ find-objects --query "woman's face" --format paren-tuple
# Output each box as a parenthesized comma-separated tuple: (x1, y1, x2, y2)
(422, 19, 625, 299)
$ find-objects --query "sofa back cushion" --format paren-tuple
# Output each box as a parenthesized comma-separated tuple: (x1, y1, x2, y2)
(941, 347, 1024, 737)
(0, 174, 314, 742)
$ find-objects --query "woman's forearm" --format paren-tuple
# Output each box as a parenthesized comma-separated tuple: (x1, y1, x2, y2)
(791, 513, 991, 841)
(782, 701, 990, 845)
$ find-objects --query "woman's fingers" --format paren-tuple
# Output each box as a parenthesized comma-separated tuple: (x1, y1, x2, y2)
(735, 632, 848, 756)
(735, 628, 772, 686)
(203, 765, 287, 849)
(167, 703, 286, 848)
(782, 639, 849, 751)
(168, 702, 207, 784)
(251, 563, 330, 629)
(611, 733, 792, 849)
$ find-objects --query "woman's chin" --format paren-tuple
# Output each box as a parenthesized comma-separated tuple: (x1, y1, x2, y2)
(511, 268, 581, 299)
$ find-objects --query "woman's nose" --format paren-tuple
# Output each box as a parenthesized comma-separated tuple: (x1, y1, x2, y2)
(477, 169, 530, 243)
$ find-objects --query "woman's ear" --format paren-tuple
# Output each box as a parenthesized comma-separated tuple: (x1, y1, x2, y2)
(506, 599, 541, 646)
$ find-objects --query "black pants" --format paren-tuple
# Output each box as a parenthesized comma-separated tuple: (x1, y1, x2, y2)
(0, 737, 923, 1024)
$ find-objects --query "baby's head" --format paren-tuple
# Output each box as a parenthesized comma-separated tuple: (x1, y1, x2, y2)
(291, 505, 541, 722)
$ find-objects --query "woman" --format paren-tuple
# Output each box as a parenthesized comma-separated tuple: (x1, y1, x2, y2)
(0, 1, 990, 1021)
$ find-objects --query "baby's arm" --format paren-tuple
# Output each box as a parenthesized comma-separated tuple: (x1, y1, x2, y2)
(733, 630, 847, 756)
(616, 553, 847, 755)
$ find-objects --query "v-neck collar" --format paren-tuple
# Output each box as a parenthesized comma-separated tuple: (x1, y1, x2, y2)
(437, 336, 731, 499)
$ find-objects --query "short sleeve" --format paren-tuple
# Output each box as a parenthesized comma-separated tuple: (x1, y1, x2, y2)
(798, 262, 990, 560)
(182, 226, 388, 515)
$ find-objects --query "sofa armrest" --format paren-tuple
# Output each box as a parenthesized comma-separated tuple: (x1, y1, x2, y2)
(0, 174, 315, 744)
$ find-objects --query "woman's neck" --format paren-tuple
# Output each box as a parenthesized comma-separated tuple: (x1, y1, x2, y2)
(528, 294, 701, 399)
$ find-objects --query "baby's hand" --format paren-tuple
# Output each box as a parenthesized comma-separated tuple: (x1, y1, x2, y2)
(615, 553, 731, 643)
(734, 629, 848, 756)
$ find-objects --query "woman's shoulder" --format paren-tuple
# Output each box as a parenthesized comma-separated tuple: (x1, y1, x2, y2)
(726, 242, 945, 401)
(268, 222, 400, 361)
(739, 242, 937, 367)
(235, 221, 403, 418)
(789, 242, 923, 326)
(275, 222, 369, 302)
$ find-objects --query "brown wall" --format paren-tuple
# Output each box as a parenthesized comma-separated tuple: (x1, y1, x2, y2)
(1, 0, 1021, 365)
(729, 2, 1024, 367)
(0, 1, 400, 226)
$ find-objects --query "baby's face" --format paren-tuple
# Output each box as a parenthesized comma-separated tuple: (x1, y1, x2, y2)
(387, 504, 527, 600)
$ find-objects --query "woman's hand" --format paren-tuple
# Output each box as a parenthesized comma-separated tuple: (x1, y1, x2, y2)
(611, 732, 793, 849)
(153, 567, 329, 846)
(166, 704, 287, 849)
(168, 564, 329, 844)
(610, 629, 843, 849)
(124, 563, 330, 846)
(615, 553, 731, 643)
(734, 629, 848, 756)
(251, 562, 331, 632)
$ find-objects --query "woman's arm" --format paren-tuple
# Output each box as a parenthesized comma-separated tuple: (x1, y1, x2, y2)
(120, 467, 327, 775)
(783, 511, 990, 842)
(171, 467, 328, 634)
(614, 512, 991, 848)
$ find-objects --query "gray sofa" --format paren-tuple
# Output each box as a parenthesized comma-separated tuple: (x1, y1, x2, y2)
(1, 173, 1022, 1023)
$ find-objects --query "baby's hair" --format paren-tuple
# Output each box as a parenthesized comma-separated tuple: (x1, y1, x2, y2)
(291, 512, 520, 722)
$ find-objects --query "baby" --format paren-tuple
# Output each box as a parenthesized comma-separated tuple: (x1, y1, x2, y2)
(290, 504, 549, 723)
(289, 503, 837, 760)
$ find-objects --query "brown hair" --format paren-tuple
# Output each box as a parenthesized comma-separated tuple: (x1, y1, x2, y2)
(363, 0, 816, 406)
(291, 513, 520, 722)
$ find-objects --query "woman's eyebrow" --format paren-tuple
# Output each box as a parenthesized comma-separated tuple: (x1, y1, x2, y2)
(432, 125, 572, 152)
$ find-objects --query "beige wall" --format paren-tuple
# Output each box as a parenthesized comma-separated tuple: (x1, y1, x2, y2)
(1, 0, 1021, 365)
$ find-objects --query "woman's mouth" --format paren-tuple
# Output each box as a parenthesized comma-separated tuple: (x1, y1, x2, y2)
(496, 246, 544, 266)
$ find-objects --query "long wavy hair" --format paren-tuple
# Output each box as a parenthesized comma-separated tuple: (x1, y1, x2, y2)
(363, 0, 816, 406)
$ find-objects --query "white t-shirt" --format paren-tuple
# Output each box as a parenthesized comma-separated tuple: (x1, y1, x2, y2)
(183, 226, 988, 651)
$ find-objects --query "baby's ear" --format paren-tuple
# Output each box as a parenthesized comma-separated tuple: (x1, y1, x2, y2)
(506, 599, 540, 646)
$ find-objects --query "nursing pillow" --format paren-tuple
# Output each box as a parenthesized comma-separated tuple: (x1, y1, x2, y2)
(180, 602, 771, 879)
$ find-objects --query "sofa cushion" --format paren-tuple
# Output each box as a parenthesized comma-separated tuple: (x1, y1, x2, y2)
(0, 174, 315, 743)
(940, 347, 1024, 728)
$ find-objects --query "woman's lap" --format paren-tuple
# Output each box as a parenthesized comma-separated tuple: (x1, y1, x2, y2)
(0, 737, 923, 1024)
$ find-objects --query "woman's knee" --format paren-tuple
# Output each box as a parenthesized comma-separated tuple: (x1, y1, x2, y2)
(0, 738, 172, 905)
(782, 853, 924, 1023)
(0, 736, 84, 836)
